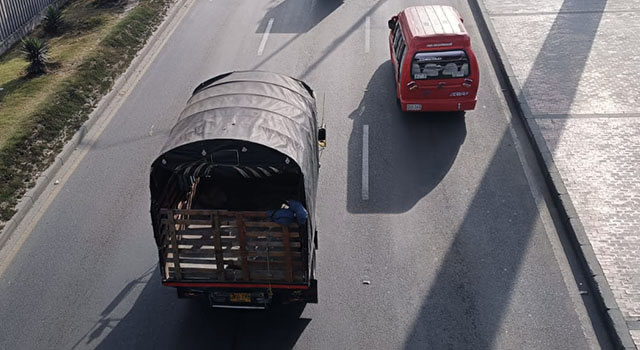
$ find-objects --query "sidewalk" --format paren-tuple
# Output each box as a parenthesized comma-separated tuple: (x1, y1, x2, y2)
(478, 0, 640, 348)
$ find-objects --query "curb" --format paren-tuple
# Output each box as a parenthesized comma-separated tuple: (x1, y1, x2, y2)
(468, 0, 636, 348)
(0, 0, 189, 250)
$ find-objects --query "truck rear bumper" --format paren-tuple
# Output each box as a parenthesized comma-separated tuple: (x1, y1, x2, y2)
(166, 280, 318, 307)
(163, 282, 309, 290)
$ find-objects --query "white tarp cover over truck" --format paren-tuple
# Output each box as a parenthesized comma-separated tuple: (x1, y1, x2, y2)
(149, 71, 320, 307)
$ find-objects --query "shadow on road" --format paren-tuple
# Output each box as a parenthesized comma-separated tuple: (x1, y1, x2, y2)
(256, 0, 343, 34)
(72, 269, 310, 349)
(347, 61, 466, 214)
(401, 133, 544, 349)
(401, 0, 609, 348)
(253, 0, 389, 75)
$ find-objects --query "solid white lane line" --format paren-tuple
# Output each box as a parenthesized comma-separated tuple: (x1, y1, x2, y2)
(257, 18, 274, 56)
(362, 124, 370, 201)
(365, 16, 371, 53)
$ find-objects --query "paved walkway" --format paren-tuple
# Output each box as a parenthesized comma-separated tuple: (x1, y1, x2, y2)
(481, 0, 640, 347)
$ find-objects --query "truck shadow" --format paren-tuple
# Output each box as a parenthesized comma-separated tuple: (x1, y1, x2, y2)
(256, 0, 343, 34)
(347, 61, 466, 214)
(87, 270, 310, 350)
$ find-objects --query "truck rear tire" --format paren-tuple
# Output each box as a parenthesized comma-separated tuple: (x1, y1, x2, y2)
(305, 279, 318, 304)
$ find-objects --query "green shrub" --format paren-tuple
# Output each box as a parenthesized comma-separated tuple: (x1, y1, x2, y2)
(21, 37, 49, 75)
(0, 1, 168, 221)
(43, 6, 65, 35)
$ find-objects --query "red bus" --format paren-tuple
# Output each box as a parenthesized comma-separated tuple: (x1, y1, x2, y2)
(388, 6, 479, 112)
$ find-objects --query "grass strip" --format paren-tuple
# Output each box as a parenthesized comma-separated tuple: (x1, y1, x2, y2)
(0, 0, 170, 222)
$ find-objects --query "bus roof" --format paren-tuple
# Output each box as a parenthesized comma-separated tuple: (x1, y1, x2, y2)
(400, 6, 468, 43)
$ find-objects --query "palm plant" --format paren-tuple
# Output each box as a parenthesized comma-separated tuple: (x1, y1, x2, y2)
(21, 37, 49, 75)
(43, 6, 64, 35)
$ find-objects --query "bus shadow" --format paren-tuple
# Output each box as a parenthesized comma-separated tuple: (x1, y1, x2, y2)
(256, 0, 343, 34)
(85, 270, 310, 350)
(347, 61, 466, 214)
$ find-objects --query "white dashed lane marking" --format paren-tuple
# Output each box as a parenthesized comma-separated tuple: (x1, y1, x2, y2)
(365, 16, 371, 53)
(362, 124, 369, 201)
(257, 18, 274, 56)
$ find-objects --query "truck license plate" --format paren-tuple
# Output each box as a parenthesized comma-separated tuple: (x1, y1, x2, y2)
(230, 293, 252, 303)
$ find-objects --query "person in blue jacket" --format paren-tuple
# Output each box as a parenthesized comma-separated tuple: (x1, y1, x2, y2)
(267, 200, 308, 226)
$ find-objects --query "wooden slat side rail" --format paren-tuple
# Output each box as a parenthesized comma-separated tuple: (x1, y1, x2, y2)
(168, 250, 295, 260)
(168, 246, 302, 258)
(243, 221, 289, 228)
(170, 249, 297, 258)
(212, 213, 225, 280)
(246, 260, 303, 266)
(168, 219, 214, 226)
(168, 216, 182, 280)
(282, 226, 293, 282)
(170, 246, 239, 256)
(243, 241, 302, 248)
(159, 222, 171, 247)
(236, 213, 250, 281)
(160, 209, 269, 217)
(245, 231, 301, 238)
(246, 251, 301, 258)
(161, 209, 219, 216)
(168, 258, 217, 265)
(172, 238, 301, 248)
(232, 211, 268, 217)
(172, 238, 237, 248)
(166, 261, 238, 269)
(162, 219, 288, 227)
(174, 237, 301, 247)
(242, 224, 300, 232)
(160, 209, 305, 283)
(174, 228, 216, 236)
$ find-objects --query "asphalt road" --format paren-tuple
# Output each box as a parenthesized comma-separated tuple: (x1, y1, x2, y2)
(0, 0, 609, 349)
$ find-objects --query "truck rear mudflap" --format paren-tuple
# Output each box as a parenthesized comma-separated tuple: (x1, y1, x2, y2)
(167, 280, 318, 309)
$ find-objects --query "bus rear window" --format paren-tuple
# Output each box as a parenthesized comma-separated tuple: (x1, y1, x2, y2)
(412, 50, 470, 80)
